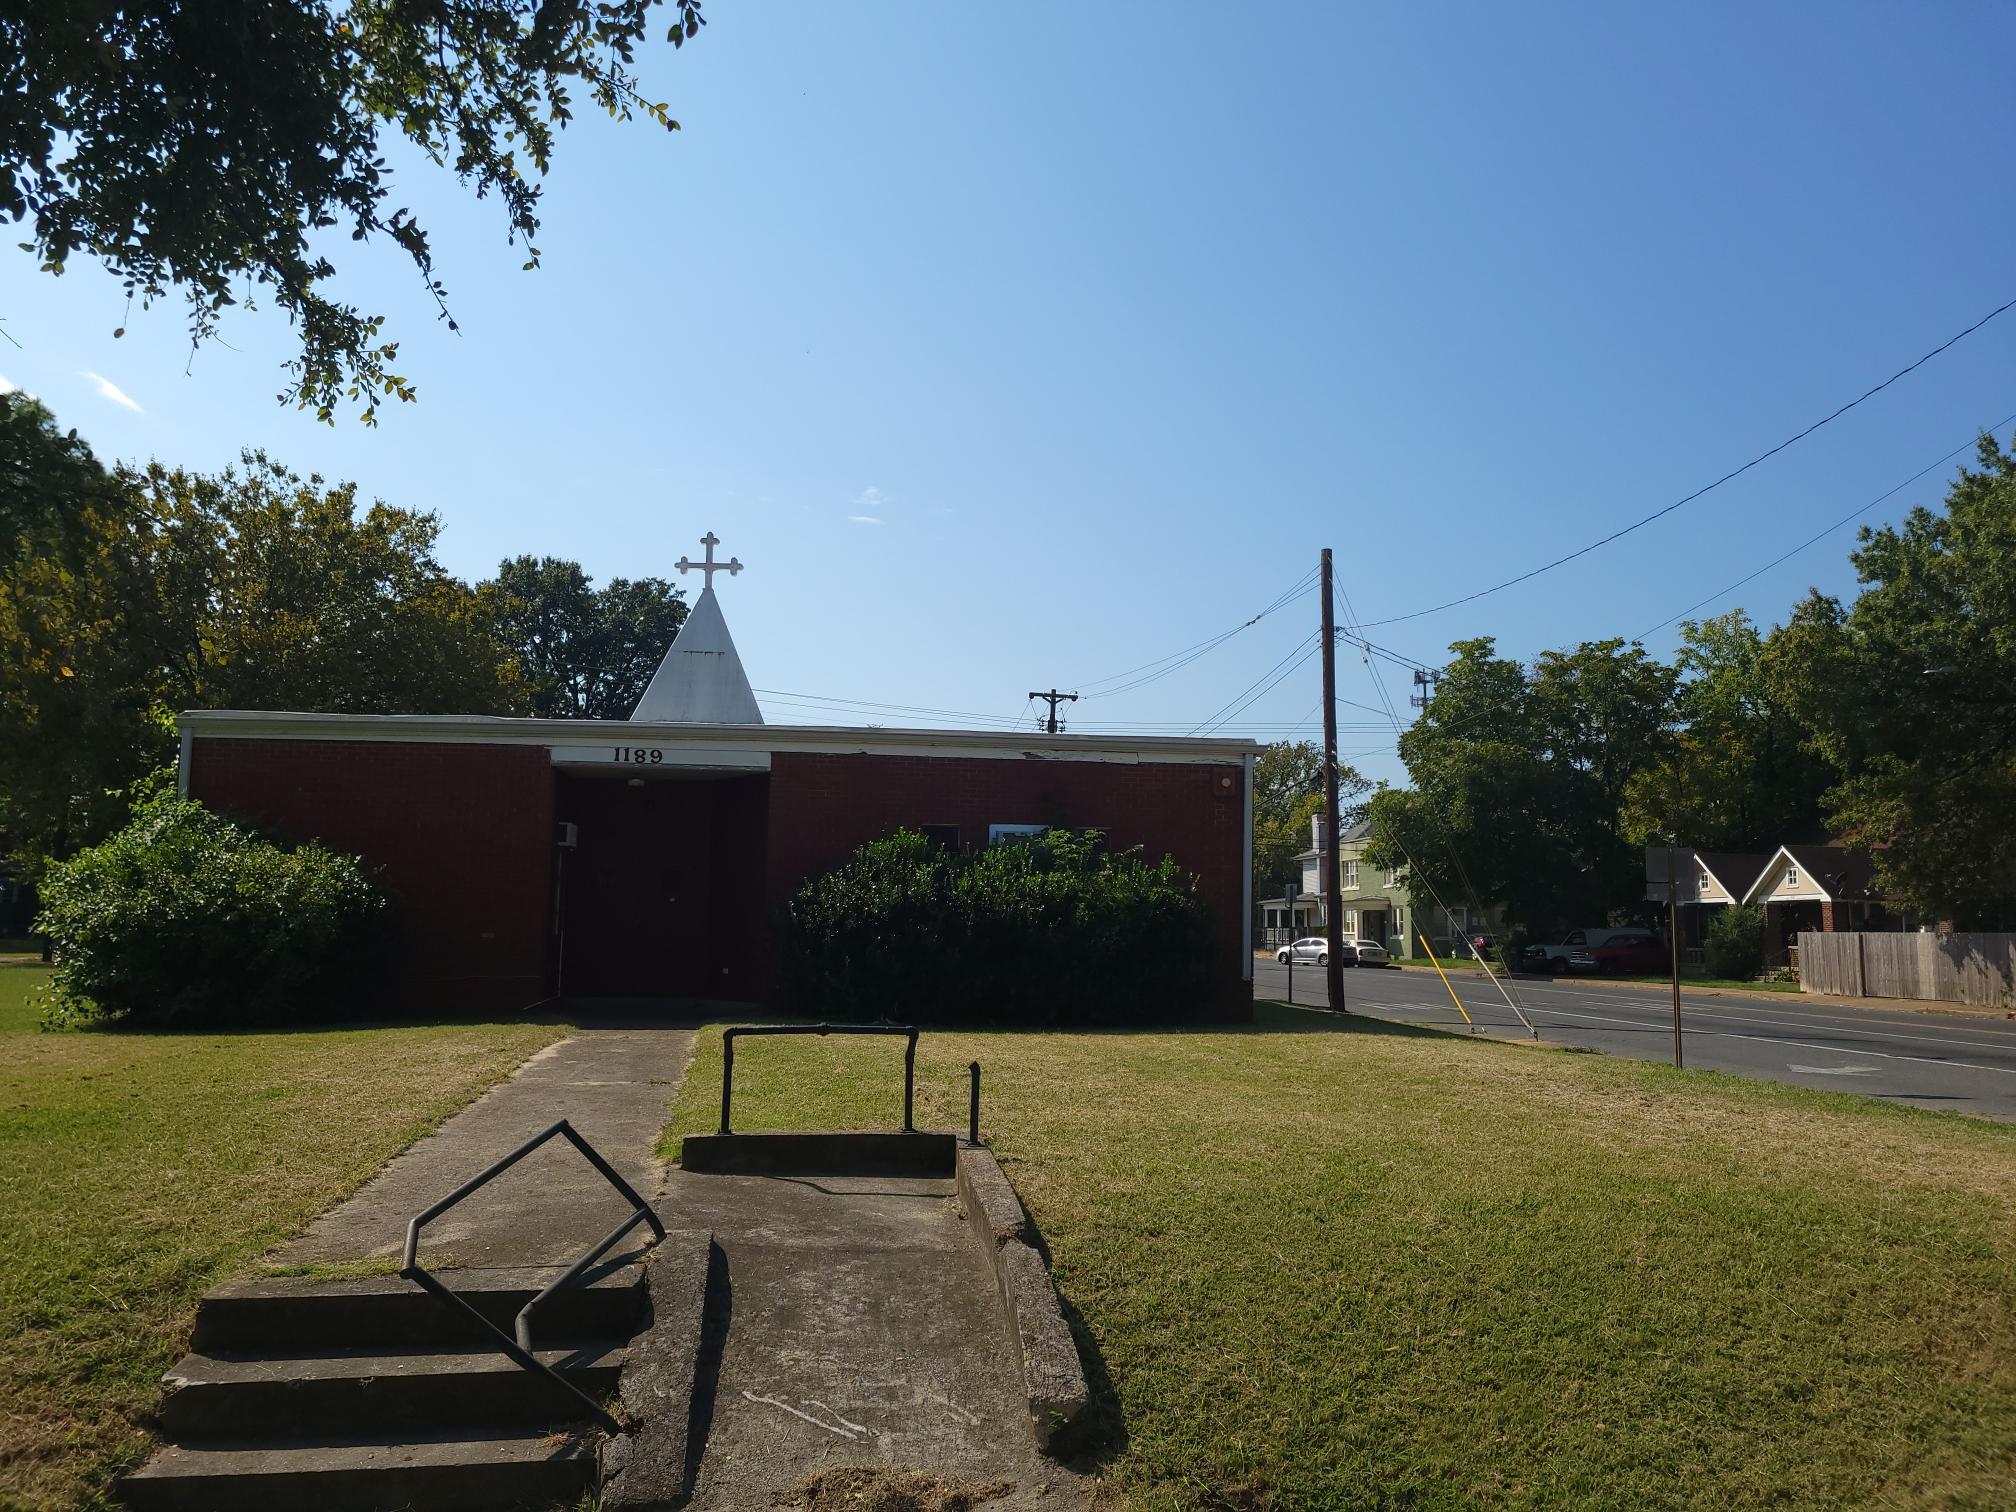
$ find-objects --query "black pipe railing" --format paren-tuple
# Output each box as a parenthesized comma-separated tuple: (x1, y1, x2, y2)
(718, 1024, 919, 1135)
(399, 1119, 666, 1434)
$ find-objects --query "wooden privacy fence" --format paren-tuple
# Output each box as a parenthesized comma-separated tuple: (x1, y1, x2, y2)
(1799, 931, 2016, 1006)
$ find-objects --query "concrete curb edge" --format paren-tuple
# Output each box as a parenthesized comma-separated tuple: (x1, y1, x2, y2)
(956, 1144, 1092, 1454)
(599, 1228, 713, 1511)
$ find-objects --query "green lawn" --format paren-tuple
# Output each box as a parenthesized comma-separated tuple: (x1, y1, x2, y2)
(663, 1008, 2016, 1509)
(0, 966, 568, 1511)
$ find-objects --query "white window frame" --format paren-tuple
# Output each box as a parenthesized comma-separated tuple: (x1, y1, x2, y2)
(1343, 859, 1360, 889)
(1784, 862, 1800, 890)
(988, 823, 1047, 845)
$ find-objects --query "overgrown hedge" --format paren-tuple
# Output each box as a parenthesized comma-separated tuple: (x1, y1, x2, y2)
(780, 828, 1217, 1024)
(37, 796, 389, 1027)
(1706, 903, 1766, 981)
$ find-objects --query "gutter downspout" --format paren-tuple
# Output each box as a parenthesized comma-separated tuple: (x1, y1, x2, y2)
(176, 722, 192, 799)
(1241, 751, 1255, 983)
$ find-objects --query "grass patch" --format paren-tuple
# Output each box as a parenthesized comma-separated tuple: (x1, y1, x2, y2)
(0, 965, 568, 1511)
(663, 1007, 2016, 1509)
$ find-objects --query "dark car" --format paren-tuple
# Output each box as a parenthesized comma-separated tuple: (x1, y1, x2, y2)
(1575, 929, 1669, 975)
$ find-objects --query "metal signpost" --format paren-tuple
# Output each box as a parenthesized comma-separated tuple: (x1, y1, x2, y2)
(1646, 845, 1687, 1068)
(1284, 881, 1299, 1004)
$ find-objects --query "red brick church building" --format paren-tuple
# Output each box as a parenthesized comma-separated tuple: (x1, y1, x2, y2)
(177, 537, 1257, 1015)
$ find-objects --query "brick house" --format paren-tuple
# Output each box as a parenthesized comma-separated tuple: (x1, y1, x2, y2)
(1740, 843, 1906, 966)
(177, 543, 1257, 1016)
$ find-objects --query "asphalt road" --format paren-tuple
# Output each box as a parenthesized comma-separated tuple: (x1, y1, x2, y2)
(1252, 957, 2016, 1120)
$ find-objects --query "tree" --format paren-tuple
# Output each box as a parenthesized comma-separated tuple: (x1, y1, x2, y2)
(1367, 637, 1677, 933)
(1249, 740, 1367, 916)
(1, 0, 705, 423)
(139, 457, 528, 716)
(486, 555, 686, 718)
(1761, 432, 2016, 925)
(1621, 612, 1833, 854)
(0, 399, 525, 866)
(0, 395, 167, 862)
(0, 392, 127, 567)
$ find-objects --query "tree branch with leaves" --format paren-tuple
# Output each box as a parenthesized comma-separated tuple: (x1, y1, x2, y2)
(0, 0, 705, 423)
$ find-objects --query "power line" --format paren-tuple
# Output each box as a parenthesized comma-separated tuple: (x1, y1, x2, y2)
(753, 693, 1016, 729)
(1633, 409, 2016, 640)
(1355, 292, 2016, 630)
(1075, 566, 1317, 700)
(1190, 634, 1321, 735)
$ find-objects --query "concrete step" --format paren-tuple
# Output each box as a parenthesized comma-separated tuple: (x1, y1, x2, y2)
(159, 1341, 627, 1437)
(193, 1264, 645, 1351)
(120, 1427, 597, 1512)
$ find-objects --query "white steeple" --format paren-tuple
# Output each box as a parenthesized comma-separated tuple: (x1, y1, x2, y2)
(631, 533, 763, 725)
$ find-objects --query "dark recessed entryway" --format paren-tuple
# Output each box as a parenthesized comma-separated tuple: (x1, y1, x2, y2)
(553, 769, 768, 1003)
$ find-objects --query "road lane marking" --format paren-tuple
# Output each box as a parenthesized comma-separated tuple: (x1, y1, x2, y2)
(1458, 1003, 2016, 1077)
(1463, 978, 2016, 1044)
(1352, 974, 2016, 1058)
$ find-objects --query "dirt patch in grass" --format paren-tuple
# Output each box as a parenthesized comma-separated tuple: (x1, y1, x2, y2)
(793, 1466, 1015, 1511)
(665, 1004, 2016, 1510)
(0, 965, 567, 1511)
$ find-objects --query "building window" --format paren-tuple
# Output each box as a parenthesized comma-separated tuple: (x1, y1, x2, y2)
(920, 824, 961, 852)
(988, 823, 1046, 845)
(1343, 860, 1359, 888)
(1383, 867, 1400, 887)
(1699, 865, 1713, 895)
(1785, 862, 1800, 889)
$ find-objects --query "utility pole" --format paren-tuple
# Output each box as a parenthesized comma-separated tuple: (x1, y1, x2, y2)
(1029, 689, 1078, 734)
(1320, 548, 1346, 1014)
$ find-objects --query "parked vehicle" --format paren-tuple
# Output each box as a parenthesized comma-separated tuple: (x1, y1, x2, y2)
(1350, 939, 1391, 966)
(1576, 929, 1669, 975)
(1277, 936, 1355, 967)
(1521, 929, 1631, 975)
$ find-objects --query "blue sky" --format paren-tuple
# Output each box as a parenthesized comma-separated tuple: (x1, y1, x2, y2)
(5, 2, 2013, 785)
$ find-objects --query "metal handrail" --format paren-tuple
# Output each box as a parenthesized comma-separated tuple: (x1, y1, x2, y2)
(399, 1118, 666, 1435)
(718, 1024, 919, 1135)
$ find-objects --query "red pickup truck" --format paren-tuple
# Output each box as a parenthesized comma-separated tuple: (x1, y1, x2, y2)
(1575, 929, 1670, 975)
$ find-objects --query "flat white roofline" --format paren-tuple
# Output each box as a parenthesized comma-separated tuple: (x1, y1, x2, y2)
(177, 709, 1257, 765)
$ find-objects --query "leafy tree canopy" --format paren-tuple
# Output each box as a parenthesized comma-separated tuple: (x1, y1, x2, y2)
(1762, 432, 2016, 924)
(485, 554, 686, 718)
(1367, 637, 1677, 933)
(1250, 739, 1368, 913)
(1622, 611, 1833, 854)
(0, 392, 524, 866)
(1, 0, 704, 423)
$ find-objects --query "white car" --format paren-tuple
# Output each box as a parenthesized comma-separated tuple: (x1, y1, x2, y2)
(1350, 939, 1391, 966)
(1276, 936, 1354, 966)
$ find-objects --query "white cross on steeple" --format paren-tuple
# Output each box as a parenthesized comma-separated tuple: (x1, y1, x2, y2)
(676, 532, 743, 591)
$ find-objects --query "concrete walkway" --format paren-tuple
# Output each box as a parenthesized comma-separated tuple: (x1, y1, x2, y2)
(667, 1167, 1086, 1509)
(270, 1026, 695, 1270)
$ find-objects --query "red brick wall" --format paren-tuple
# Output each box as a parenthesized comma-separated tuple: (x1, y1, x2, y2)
(764, 751, 1249, 1016)
(187, 738, 554, 1010)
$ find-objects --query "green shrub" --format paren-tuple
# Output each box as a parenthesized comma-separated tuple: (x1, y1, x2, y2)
(780, 828, 1218, 1024)
(36, 796, 389, 1026)
(1705, 904, 1765, 982)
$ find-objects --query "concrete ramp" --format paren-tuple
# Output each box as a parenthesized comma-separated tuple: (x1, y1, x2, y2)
(663, 1142, 1089, 1509)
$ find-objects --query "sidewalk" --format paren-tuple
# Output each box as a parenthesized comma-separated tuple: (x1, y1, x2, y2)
(268, 1026, 695, 1270)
